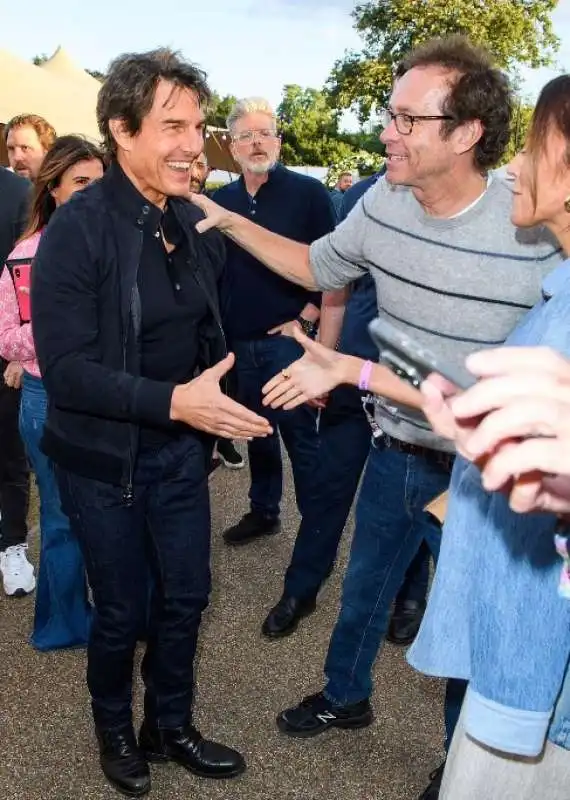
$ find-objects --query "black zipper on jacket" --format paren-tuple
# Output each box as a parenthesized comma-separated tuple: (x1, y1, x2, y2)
(121, 228, 144, 506)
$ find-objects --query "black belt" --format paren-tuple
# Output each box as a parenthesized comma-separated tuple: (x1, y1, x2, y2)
(382, 434, 455, 472)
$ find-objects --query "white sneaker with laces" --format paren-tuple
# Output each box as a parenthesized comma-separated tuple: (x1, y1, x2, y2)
(0, 544, 36, 597)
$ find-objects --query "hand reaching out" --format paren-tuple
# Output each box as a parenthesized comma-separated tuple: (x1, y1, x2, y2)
(171, 353, 272, 440)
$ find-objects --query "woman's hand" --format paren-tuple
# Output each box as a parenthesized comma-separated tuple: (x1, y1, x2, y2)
(262, 327, 351, 410)
(423, 346, 570, 514)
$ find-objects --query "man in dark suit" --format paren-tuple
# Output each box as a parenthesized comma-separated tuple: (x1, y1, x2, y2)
(0, 166, 34, 596)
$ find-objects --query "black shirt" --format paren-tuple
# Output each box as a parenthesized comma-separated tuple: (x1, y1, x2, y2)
(138, 202, 210, 449)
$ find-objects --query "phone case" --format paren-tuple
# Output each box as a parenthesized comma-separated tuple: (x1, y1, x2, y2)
(12, 264, 32, 323)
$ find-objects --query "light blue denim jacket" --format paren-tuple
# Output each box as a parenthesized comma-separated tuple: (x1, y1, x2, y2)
(408, 260, 570, 756)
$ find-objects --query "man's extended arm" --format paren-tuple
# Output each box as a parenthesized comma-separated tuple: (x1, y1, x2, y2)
(192, 197, 317, 289)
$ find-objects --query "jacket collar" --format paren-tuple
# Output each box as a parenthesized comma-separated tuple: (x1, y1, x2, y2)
(101, 161, 164, 232)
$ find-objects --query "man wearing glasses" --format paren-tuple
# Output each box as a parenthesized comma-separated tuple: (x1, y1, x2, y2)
(191, 39, 561, 800)
(211, 98, 336, 547)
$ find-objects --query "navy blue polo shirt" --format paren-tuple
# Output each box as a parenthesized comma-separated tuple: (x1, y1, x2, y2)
(213, 164, 336, 341)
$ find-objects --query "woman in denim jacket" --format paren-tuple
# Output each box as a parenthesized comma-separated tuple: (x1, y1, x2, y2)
(409, 75, 570, 798)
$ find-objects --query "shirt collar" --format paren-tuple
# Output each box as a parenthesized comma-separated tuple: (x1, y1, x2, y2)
(542, 258, 570, 300)
(237, 162, 287, 194)
(104, 161, 164, 231)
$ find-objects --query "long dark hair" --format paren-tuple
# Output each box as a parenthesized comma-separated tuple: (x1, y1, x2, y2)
(525, 74, 570, 210)
(20, 134, 105, 242)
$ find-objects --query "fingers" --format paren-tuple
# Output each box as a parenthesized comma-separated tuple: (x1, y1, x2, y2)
(481, 436, 570, 493)
(208, 352, 236, 381)
(422, 373, 460, 397)
(451, 374, 570, 420)
(292, 325, 320, 352)
(464, 398, 568, 459)
(217, 395, 273, 435)
(262, 361, 299, 396)
(265, 383, 306, 410)
(195, 217, 218, 234)
(262, 380, 296, 408)
(466, 346, 570, 380)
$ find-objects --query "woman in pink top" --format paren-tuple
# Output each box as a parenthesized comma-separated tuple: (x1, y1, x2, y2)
(0, 135, 104, 650)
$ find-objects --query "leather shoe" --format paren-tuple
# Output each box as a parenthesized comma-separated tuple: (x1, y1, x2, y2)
(262, 594, 317, 638)
(139, 722, 245, 779)
(386, 599, 426, 646)
(96, 725, 150, 797)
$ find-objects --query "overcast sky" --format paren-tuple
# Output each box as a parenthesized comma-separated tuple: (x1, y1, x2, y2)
(2, 0, 569, 123)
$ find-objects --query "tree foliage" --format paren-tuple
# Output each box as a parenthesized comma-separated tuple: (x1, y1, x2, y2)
(277, 84, 384, 175)
(207, 92, 238, 129)
(328, 0, 560, 123)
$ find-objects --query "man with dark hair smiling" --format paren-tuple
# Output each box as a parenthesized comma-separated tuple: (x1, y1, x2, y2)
(31, 48, 271, 797)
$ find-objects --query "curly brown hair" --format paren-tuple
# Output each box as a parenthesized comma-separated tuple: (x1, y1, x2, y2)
(396, 35, 512, 171)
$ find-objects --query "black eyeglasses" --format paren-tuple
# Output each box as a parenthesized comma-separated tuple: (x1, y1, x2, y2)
(379, 107, 454, 136)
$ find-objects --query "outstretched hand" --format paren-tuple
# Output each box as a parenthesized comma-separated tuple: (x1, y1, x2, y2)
(262, 327, 346, 410)
(171, 353, 273, 440)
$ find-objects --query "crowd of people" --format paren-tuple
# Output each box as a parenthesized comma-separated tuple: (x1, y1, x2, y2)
(0, 34, 569, 800)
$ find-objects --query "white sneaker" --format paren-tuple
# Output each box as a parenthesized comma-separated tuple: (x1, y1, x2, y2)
(0, 544, 36, 597)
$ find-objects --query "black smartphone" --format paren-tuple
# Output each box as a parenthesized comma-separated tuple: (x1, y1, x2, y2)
(368, 318, 477, 391)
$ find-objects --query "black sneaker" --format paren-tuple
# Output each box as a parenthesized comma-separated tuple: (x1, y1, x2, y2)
(216, 440, 245, 469)
(223, 510, 280, 546)
(418, 761, 446, 800)
(276, 691, 373, 738)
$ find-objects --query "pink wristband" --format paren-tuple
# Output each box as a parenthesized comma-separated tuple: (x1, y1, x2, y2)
(358, 360, 373, 391)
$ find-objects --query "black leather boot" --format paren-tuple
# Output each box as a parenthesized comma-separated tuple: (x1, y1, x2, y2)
(96, 725, 150, 797)
(139, 722, 245, 779)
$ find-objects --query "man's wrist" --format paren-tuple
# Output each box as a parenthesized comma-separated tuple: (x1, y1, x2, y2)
(170, 384, 185, 422)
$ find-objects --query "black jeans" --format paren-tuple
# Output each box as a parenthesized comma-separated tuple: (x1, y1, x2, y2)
(56, 434, 211, 731)
(0, 366, 29, 550)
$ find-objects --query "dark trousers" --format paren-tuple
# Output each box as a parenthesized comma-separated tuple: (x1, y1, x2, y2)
(283, 385, 432, 605)
(56, 434, 211, 731)
(233, 336, 319, 518)
(0, 366, 29, 550)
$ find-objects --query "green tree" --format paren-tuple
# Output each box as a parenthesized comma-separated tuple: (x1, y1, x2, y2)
(276, 84, 384, 176)
(503, 100, 535, 162)
(32, 54, 49, 66)
(208, 92, 238, 128)
(328, 0, 560, 123)
(86, 69, 106, 83)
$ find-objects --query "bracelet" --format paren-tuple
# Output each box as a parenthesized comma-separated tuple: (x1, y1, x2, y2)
(358, 360, 373, 391)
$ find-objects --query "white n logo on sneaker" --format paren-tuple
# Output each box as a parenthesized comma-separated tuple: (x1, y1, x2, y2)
(315, 711, 337, 724)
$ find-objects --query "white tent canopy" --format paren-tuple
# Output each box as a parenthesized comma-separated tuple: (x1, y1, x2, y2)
(0, 48, 100, 140)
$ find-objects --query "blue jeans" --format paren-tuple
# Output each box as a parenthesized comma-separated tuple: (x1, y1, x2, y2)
(324, 437, 452, 706)
(284, 386, 433, 607)
(19, 373, 91, 650)
(233, 336, 319, 518)
(284, 385, 372, 599)
(56, 434, 211, 730)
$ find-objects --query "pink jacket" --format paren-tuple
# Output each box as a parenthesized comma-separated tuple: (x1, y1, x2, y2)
(0, 231, 42, 377)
